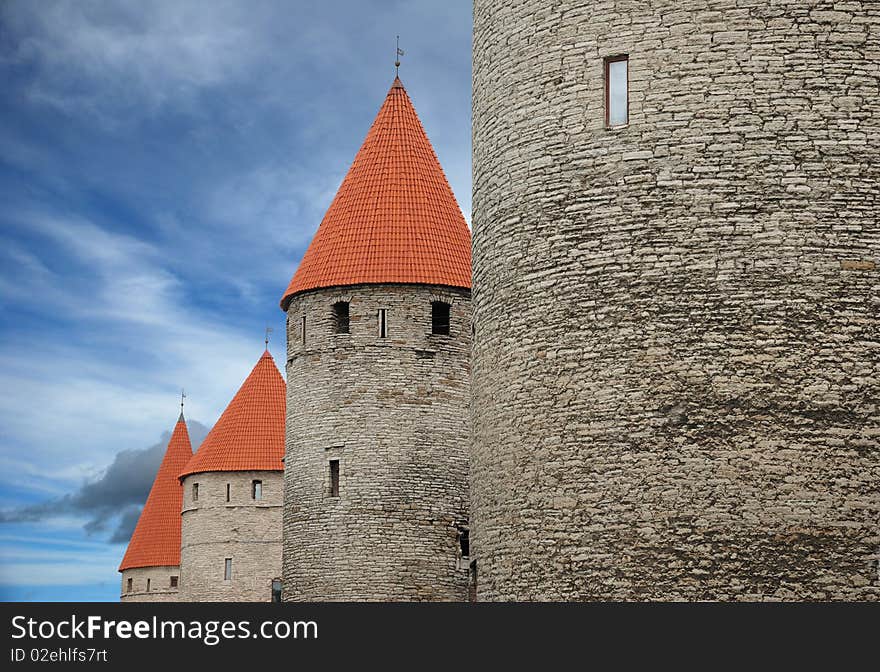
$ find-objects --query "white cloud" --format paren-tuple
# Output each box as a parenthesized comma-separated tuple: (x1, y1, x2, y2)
(4, 0, 266, 120)
(0, 209, 277, 493)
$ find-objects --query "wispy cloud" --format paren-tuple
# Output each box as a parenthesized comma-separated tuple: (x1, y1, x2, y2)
(0, 420, 209, 542)
(3, 0, 264, 122)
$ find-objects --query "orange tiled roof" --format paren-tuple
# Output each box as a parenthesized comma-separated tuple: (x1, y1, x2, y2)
(119, 414, 193, 571)
(178, 350, 285, 478)
(280, 77, 471, 309)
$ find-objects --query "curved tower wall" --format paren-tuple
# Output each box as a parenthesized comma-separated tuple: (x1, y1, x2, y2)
(472, 0, 879, 600)
(120, 566, 179, 602)
(283, 284, 471, 601)
(179, 471, 282, 601)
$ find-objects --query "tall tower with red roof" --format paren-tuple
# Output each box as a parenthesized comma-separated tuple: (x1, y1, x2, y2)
(119, 411, 192, 601)
(178, 350, 286, 601)
(280, 77, 472, 601)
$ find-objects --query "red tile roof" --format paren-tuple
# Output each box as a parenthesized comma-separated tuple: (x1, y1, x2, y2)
(119, 414, 193, 571)
(178, 350, 285, 478)
(280, 77, 471, 309)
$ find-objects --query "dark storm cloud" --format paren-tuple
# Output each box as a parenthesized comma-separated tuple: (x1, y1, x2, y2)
(0, 421, 208, 542)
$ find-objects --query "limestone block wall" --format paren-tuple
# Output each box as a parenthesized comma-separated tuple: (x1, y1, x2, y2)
(119, 565, 180, 603)
(179, 470, 282, 602)
(472, 0, 879, 600)
(283, 284, 471, 601)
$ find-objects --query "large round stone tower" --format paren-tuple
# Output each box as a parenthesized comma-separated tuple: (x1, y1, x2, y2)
(280, 77, 472, 601)
(178, 351, 286, 602)
(472, 0, 879, 600)
(119, 411, 192, 602)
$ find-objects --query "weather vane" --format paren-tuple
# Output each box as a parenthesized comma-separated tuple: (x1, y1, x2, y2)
(395, 35, 404, 76)
(265, 326, 273, 348)
(180, 388, 186, 414)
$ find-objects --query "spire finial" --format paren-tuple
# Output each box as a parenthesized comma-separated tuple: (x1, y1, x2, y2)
(265, 326, 273, 348)
(395, 35, 404, 76)
(179, 388, 186, 419)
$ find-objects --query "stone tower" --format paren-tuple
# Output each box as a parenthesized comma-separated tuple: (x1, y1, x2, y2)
(119, 411, 192, 602)
(280, 77, 472, 601)
(472, 0, 879, 600)
(178, 351, 286, 601)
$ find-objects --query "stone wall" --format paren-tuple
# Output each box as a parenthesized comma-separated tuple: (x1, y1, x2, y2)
(283, 284, 471, 601)
(179, 470, 282, 602)
(472, 0, 879, 600)
(119, 565, 179, 602)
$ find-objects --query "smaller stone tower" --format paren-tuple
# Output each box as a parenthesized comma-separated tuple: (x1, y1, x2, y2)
(178, 351, 286, 602)
(281, 76, 472, 601)
(119, 411, 192, 602)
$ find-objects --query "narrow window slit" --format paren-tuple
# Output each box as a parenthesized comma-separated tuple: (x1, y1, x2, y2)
(329, 459, 340, 497)
(378, 309, 387, 338)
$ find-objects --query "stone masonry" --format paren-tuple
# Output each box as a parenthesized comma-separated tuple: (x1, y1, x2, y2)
(119, 565, 179, 603)
(471, 0, 879, 599)
(179, 471, 282, 601)
(283, 284, 471, 600)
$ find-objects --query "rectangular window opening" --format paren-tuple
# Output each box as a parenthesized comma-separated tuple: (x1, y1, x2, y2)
(329, 459, 340, 497)
(301, 315, 307, 345)
(605, 55, 629, 127)
(431, 301, 451, 335)
(378, 309, 387, 339)
(332, 301, 350, 334)
(272, 579, 282, 603)
(459, 528, 470, 558)
(170, 575, 178, 588)
(224, 558, 233, 581)
(126, 578, 132, 593)
(225, 483, 231, 502)
(192, 482, 199, 502)
(252, 479, 262, 500)
(146, 578, 151, 591)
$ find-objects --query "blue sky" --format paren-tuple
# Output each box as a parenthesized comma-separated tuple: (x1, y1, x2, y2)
(0, 0, 471, 601)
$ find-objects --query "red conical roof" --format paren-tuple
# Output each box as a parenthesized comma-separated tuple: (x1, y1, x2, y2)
(119, 414, 193, 571)
(178, 351, 285, 478)
(280, 77, 471, 309)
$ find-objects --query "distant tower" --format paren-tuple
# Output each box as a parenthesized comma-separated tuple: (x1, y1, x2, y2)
(178, 351, 286, 602)
(472, 1, 879, 599)
(119, 410, 192, 601)
(280, 77, 472, 601)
